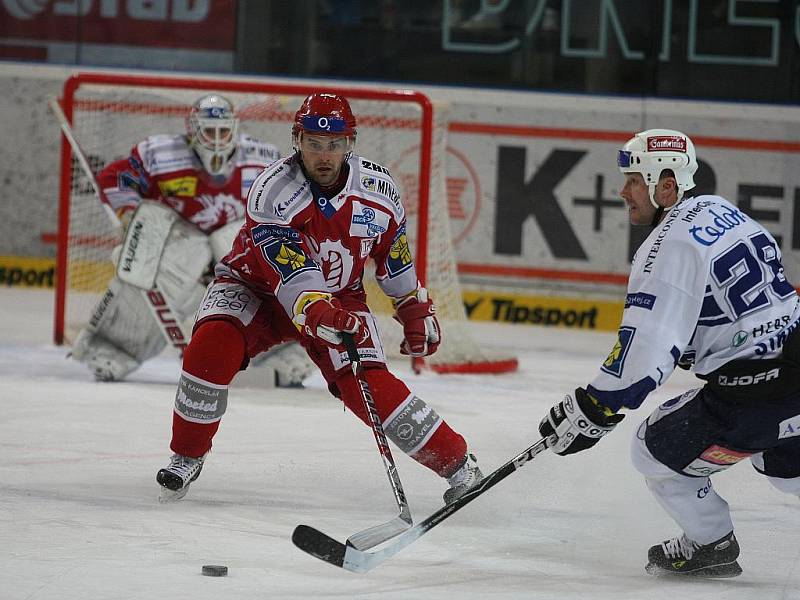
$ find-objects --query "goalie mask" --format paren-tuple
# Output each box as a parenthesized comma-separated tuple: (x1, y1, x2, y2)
(186, 94, 239, 180)
(292, 93, 357, 158)
(617, 129, 697, 208)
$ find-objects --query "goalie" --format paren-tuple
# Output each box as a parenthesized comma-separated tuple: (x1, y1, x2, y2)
(71, 94, 315, 387)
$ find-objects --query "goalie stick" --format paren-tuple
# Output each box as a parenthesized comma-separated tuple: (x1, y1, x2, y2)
(339, 334, 412, 550)
(49, 97, 189, 355)
(292, 434, 554, 573)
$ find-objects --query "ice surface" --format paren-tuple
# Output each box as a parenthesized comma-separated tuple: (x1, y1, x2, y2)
(1, 288, 798, 599)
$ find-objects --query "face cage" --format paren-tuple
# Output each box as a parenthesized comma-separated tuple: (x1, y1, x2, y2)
(189, 116, 238, 177)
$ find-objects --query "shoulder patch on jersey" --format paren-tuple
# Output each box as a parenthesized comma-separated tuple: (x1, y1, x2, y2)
(137, 134, 195, 175)
(601, 326, 636, 378)
(350, 200, 390, 238)
(251, 224, 301, 245)
(385, 223, 414, 278)
(260, 239, 319, 283)
(360, 158, 391, 175)
(624, 292, 656, 311)
(353, 156, 404, 220)
(236, 134, 281, 167)
(248, 159, 312, 224)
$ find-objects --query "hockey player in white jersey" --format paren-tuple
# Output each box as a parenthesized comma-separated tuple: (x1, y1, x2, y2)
(70, 94, 314, 386)
(538, 129, 800, 578)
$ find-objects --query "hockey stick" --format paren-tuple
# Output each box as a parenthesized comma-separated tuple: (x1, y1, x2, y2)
(49, 97, 189, 355)
(338, 334, 412, 550)
(292, 434, 554, 573)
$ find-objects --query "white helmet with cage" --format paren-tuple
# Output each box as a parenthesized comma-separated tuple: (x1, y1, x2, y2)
(186, 94, 239, 180)
(617, 129, 697, 208)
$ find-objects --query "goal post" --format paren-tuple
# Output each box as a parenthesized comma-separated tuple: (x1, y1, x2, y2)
(54, 71, 518, 374)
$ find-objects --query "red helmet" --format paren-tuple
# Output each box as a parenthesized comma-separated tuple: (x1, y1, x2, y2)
(292, 93, 357, 138)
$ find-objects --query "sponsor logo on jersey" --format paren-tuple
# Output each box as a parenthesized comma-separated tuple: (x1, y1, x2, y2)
(157, 176, 198, 197)
(624, 292, 656, 310)
(386, 224, 414, 278)
(752, 315, 791, 338)
(252, 224, 300, 245)
(274, 180, 310, 218)
(261, 239, 319, 283)
(718, 368, 780, 386)
(601, 326, 635, 378)
(360, 238, 374, 258)
(755, 315, 800, 356)
(680, 200, 713, 223)
(361, 159, 390, 175)
(778, 414, 800, 439)
(647, 136, 687, 152)
(643, 209, 680, 274)
(361, 175, 376, 191)
(350, 201, 389, 237)
(688, 206, 747, 246)
(731, 330, 748, 347)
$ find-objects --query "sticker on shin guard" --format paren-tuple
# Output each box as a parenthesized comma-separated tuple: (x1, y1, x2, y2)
(174, 371, 228, 424)
(384, 394, 442, 455)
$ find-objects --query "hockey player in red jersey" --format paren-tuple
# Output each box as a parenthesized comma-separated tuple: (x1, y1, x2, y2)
(156, 92, 484, 503)
(71, 93, 313, 386)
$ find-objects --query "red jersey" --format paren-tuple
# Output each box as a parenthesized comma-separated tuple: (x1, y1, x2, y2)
(97, 133, 280, 233)
(218, 153, 420, 323)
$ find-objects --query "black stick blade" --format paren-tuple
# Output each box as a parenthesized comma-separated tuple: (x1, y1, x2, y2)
(292, 525, 347, 567)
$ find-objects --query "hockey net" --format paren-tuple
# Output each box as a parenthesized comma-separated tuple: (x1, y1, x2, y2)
(55, 72, 517, 374)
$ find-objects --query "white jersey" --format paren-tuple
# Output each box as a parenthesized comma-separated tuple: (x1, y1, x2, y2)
(588, 194, 800, 412)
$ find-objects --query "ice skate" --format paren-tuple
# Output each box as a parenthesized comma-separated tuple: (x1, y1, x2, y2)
(443, 453, 484, 505)
(156, 452, 207, 502)
(645, 531, 741, 578)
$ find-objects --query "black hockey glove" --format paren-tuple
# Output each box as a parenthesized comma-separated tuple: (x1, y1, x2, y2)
(539, 387, 624, 456)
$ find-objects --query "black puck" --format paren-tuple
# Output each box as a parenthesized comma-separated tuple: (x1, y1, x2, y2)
(202, 565, 228, 577)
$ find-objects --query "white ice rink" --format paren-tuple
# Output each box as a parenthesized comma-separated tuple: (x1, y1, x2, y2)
(2, 287, 799, 599)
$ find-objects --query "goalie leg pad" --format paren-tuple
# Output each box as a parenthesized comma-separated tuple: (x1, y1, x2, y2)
(249, 341, 315, 388)
(71, 277, 168, 377)
(71, 327, 141, 382)
(155, 218, 213, 318)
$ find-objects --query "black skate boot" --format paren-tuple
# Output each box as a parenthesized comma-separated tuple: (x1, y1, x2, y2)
(645, 531, 741, 578)
(156, 453, 207, 502)
(443, 453, 484, 505)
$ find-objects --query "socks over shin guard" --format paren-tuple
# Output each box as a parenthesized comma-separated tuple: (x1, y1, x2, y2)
(170, 320, 246, 458)
(336, 368, 468, 478)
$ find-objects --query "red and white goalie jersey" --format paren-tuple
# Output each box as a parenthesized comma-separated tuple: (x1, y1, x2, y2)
(218, 153, 420, 323)
(97, 133, 281, 233)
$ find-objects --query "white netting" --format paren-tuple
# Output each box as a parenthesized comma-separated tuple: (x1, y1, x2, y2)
(57, 75, 517, 373)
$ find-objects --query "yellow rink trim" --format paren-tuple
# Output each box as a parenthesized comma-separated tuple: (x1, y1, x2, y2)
(2, 255, 624, 331)
(0, 256, 56, 288)
(462, 290, 623, 332)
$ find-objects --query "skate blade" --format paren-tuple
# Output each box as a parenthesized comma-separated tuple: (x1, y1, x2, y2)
(158, 485, 189, 503)
(645, 560, 742, 579)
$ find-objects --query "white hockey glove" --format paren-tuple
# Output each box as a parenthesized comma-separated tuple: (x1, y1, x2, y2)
(538, 387, 624, 456)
